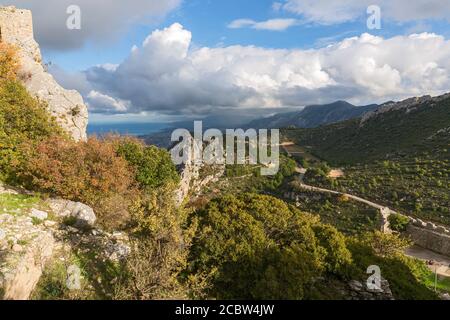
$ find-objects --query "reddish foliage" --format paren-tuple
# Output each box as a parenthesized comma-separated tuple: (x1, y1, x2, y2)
(18, 136, 139, 229)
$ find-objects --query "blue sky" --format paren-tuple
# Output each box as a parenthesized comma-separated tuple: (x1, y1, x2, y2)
(6, 0, 450, 124)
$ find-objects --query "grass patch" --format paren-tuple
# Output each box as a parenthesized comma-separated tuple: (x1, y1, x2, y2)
(0, 194, 42, 215)
(31, 254, 95, 300)
(423, 273, 450, 294)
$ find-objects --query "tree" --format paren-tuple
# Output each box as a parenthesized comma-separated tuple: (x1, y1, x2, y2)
(358, 231, 411, 258)
(188, 193, 352, 299)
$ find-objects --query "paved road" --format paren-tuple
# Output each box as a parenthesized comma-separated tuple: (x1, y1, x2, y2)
(406, 246, 450, 277)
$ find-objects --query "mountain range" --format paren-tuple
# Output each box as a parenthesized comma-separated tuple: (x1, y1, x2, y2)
(247, 101, 379, 129)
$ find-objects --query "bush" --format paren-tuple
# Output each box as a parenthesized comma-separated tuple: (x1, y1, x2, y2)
(188, 193, 352, 299)
(117, 138, 180, 190)
(114, 184, 194, 299)
(0, 43, 20, 82)
(0, 80, 64, 182)
(388, 214, 410, 232)
(347, 233, 437, 300)
(17, 136, 137, 229)
(358, 231, 411, 258)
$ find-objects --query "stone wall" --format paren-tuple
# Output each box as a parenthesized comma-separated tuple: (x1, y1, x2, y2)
(406, 218, 450, 257)
(0, 6, 88, 141)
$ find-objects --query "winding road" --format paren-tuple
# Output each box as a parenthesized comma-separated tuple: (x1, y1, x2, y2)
(294, 167, 394, 233)
(290, 164, 450, 277)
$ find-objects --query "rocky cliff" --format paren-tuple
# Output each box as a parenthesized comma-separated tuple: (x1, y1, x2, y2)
(0, 6, 88, 141)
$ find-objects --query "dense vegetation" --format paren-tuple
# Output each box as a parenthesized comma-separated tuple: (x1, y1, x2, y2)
(223, 154, 297, 192)
(187, 193, 437, 300)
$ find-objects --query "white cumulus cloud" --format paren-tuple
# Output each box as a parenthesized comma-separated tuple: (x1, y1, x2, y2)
(51, 24, 450, 118)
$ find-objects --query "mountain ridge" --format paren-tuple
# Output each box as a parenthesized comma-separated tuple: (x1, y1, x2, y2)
(247, 101, 379, 129)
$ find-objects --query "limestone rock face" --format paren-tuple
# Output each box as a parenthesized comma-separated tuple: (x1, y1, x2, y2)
(0, 6, 88, 141)
(172, 136, 225, 206)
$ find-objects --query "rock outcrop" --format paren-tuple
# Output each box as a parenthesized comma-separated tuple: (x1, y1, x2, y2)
(361, 92, 450, 125)
(0, 213, 55, 300)
(0, 184, 129, 300)
(47, 199, 97, 228)
(173, 137, 225, 206)
(0, 6, 88, 141)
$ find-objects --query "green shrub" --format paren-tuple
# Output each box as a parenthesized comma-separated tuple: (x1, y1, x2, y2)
(188, 193, 352, 299)
(117, 138, 180, 190)
(0, 80, 64, 182)
(389, 214, 410, 232)
(114, 184, 194, 300)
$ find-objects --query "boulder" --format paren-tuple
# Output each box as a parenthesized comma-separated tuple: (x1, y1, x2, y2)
(47, 199, 96, 228)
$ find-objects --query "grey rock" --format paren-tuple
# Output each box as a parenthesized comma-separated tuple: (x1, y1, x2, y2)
(30, 208, 48, 221)
(105, 242, 130, 262)
(48, 199, 96, 228)
(349, 280, 363, 292)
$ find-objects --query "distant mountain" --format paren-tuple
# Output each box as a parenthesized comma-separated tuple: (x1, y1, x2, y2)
(284, 93, 450, 165)
(247, 101, 379, 129)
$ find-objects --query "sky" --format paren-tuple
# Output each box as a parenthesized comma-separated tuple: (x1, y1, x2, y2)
(3, 0, 450, 124)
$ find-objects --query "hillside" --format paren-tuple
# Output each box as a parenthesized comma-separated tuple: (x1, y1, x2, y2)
(284, 93, 450, 226)
(284, 93, 450, 165)
(248, 101, 378, 129)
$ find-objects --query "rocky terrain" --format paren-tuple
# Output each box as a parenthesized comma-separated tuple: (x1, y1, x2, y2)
(361, 92, 450, 124)
(0, 184, 129, 300)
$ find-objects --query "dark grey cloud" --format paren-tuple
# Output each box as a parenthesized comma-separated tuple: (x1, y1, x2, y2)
(2, 0, 181, 50)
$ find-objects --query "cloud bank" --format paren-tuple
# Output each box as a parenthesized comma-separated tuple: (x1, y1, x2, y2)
(2, 0, 181, 50)
(51, 23, 450, 118)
